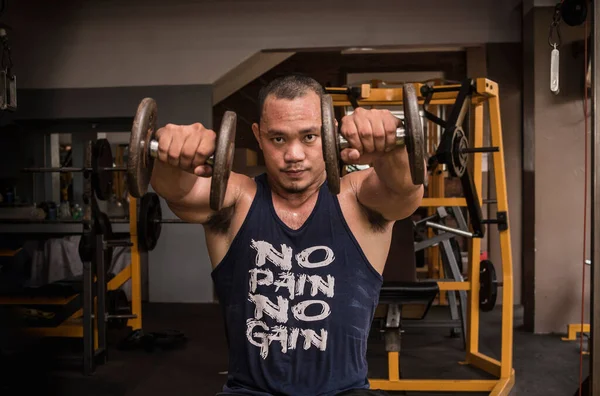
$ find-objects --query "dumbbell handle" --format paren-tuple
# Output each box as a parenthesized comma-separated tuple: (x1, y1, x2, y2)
(148, 140, 215, 166)
(338, 127, 405, 150)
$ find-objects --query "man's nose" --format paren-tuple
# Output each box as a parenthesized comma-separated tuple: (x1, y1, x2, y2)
(284, 141, 306, 162)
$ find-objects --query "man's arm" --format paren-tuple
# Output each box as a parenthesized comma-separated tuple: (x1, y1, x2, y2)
(339, 107, 425, 221)
(148, 122, 250, 224)
(353, 151, 425, 221)
(151, 163, 248, 224)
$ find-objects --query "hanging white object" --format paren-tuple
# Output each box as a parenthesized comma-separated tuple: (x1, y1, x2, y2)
(550, 45, 560, 95)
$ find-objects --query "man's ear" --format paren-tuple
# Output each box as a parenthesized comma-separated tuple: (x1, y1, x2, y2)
(252, 122, 262, 149)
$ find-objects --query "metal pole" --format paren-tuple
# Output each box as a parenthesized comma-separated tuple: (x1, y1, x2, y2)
(424, 221, 474, 238)
(591, 1, 600, 394)
(96, 233, 107, 363)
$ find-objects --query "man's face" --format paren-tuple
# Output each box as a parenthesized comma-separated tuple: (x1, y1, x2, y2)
(252, 91, 325, 194)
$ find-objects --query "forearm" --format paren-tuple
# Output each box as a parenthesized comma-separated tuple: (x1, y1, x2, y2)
(371, 148, 424, 196)
(150, 161, 201, 206)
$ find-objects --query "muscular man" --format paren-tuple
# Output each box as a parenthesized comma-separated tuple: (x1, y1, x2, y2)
(150, 75, 424, 396)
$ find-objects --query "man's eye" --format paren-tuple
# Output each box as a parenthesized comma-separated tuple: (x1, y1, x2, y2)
(304, 134, 317, 142)
(272, 137, 284, 144)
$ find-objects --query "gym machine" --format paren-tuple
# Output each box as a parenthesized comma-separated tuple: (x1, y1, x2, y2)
(329, 78, 514, 394)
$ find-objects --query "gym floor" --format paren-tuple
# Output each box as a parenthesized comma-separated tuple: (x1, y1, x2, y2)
(0, 303, 586, 396)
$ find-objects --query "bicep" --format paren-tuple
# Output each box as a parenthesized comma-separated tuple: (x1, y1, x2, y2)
(350, 168, 423, 221)
(168, 172, 252, 223)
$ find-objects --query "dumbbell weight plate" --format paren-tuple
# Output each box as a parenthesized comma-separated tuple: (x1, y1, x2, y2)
(402, 83, 426, 186)
(210, 111, 237, 212)
(127, 98, 157, 199)
(321, 94, 341, 195)
(138, 192, 162, 252)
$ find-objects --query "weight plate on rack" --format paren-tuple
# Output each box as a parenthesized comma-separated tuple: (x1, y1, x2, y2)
(479, 259, 498, 312)
(107, 289, 131, 329)
(96, 210, 114, 273)
(138, 192, 162, 252)
(92, 139, 115, 201)
(450, 127, 469, 178)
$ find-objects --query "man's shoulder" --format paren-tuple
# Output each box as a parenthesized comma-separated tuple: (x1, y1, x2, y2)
(204, 172, 259, 235)
(230, 171, 260, 204)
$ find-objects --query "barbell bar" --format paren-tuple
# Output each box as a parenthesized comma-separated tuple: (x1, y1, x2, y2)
(337, 128, 406, 151)
(21, 166, 127, 173)
(22, 139, 121, 201)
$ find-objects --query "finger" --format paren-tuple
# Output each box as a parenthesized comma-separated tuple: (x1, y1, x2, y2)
(370, 111, 386, 153)
(340, 116, 362, 156)
(340, 148, 361, 164)
(155, 127, 173, 164)
(383, 112, 399, 152)
(354, 111, 374, 154)
(167, 130, 185, 168)
(192, 130, 216, 169)
(180, 131, 201, 171)
(194, 164, 213, 178)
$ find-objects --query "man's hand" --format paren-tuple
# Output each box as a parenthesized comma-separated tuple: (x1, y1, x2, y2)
(339, 107, 402, 165)
(155, 123, 216, 177)
(339, 107, 424, 221)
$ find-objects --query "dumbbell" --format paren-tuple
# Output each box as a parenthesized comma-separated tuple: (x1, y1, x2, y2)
(127, 98, 237, 212)
(320, 83, 426, 194)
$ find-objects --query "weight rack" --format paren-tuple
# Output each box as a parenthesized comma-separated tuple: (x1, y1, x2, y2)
(0, 140, 144, 375)
(330, 77, 515, 394)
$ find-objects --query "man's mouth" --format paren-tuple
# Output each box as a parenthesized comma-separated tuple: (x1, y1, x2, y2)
(283, 169, 305, 176)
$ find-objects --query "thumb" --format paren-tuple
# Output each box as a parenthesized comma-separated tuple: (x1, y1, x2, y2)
(194, 165, 213, 177)
(340, 148, 361, 164)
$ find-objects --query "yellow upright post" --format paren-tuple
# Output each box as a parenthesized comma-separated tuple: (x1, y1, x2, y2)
(487, 85, 514, 380)
(128, 197, 143, 331)
(466, 102, 484, 356)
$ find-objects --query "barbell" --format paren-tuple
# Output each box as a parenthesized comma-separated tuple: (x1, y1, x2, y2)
(126, 83, 426, 210)
(21, 139, 121, 201)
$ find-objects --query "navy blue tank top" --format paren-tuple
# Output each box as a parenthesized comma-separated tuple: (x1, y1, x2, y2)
(211, 173, 383, 396)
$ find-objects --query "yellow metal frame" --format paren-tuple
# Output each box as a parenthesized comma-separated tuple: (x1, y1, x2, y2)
(127, 196, 143, 331)
(562, 323, 590, 341)
(332, 78, 515, 394)
(561, 323, 590, 355)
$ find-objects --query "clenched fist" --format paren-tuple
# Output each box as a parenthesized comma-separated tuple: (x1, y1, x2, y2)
(155, 123, 216, 177)
(339, 107, 402, 165)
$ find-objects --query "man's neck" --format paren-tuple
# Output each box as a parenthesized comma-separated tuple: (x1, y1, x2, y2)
(267, 173, 326, 210)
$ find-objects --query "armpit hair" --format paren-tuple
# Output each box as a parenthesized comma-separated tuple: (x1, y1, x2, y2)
(357, 201, 391, 233)
(205, 205, 236, 234)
